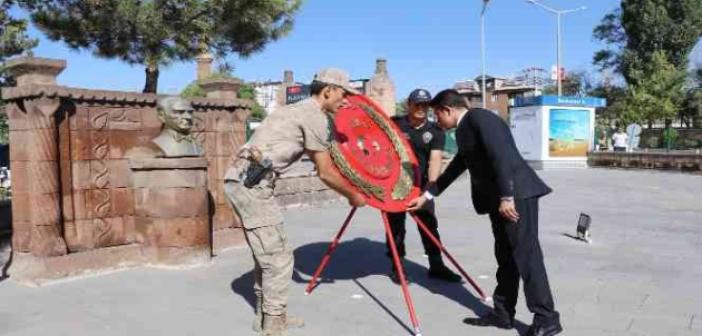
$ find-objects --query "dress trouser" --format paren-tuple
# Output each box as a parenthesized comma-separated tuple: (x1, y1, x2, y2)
(489, 197, 559, 325)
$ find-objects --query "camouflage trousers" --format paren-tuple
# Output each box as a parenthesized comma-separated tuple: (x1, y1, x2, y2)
(224, 179, 293, 316)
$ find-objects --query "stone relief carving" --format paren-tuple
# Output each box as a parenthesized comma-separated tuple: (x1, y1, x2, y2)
(90, 108, 112, 246)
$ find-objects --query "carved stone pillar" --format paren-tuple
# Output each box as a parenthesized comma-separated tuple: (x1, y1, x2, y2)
(368, 58, 396, 116)
(277, 70, 295, 108)
(5, 57, 68, 257)
(195, 52, 214, 81)
(26, 97, 68, 257)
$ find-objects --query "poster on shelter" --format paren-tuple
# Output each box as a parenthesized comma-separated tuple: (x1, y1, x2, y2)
(549, 109, 590, 157)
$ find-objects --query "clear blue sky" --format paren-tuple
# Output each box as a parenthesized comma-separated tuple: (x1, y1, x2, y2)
(14, 0, 702, 97)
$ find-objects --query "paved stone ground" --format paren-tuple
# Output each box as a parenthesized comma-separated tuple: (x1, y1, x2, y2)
(0, 169, 700, 336)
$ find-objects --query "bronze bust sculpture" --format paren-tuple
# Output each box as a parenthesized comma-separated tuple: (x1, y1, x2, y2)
(152, 96, 204, 157)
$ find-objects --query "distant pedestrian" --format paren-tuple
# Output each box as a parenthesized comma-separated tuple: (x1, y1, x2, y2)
(612, 128, 628, 152)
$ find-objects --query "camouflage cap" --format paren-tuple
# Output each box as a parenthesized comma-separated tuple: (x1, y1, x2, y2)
(313, 68, 361, 95)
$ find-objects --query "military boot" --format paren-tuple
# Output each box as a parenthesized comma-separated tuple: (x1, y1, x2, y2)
(259, 312, 304, 334)
(253, 295, 305, 332)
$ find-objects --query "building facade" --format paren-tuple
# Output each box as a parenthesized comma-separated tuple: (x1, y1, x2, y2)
(454, 75, 539, 120)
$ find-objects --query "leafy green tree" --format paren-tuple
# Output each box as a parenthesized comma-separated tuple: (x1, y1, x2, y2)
(1, 0, 38, 144)
(237, 83, 266, 120)
(20, 0, 302, 93)
(620, 51, 686, 126)
(589, 79, 627, 125)
(593, 0, 702, 84)
(181, 80, 266, 119)
(180, 82, 206, 98)
(395, 100, 407, 116)
(593, 1, 701, 127)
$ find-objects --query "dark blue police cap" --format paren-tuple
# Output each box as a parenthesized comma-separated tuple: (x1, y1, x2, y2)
(408, 89, 432, 104)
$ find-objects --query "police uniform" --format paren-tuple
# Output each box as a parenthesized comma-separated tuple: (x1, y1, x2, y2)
(385, 89, 460, 282)
(386, 115, 445, 259)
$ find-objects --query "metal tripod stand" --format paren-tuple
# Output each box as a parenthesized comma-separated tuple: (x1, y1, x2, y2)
(304, 207, 491, 336)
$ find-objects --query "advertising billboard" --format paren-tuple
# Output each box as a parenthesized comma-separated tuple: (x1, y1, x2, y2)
(548, 109, 590, 157)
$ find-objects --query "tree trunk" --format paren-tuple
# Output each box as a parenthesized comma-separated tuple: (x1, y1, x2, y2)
(143, 64, 159, 93)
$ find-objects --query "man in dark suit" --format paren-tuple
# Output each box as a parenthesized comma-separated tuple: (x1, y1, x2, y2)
(408, 89, 562, 336)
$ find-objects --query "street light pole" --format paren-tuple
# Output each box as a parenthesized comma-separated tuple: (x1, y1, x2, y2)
(526, 0, 586, 96)
(556, 11, 562, 96)
(481, 0, 491, 108)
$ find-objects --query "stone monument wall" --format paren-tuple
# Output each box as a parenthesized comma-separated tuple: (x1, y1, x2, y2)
(1, 57, 254, 283)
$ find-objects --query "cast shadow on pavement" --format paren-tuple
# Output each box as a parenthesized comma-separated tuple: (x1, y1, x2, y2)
(232, 237, 530, 335)
(0, 231, 12, 282)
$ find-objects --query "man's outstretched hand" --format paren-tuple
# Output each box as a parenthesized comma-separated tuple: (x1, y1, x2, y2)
(407, 195, 428, 212)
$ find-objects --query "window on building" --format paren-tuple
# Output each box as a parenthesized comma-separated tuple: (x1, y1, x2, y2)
(491, 93, 498, 102)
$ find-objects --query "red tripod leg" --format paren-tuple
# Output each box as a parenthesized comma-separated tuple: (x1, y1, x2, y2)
(382, 211, 422, 336)
(304, 207, 357, 295)
(409, 212, 490, 302)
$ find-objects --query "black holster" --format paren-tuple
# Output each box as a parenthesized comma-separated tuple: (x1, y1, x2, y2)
(243, 158, 272, 188)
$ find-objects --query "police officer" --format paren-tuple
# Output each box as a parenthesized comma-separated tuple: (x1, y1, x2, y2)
(386, 89, 461, 283)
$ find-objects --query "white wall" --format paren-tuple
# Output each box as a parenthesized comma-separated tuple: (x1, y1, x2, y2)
(511, 106, 545, 160)
(511, 105, 596, 162)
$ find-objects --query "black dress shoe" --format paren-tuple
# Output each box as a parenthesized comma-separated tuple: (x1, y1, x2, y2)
(525, 322, 563, 336)
(427, 265, 463, 283)
(463, 313, 513, 329)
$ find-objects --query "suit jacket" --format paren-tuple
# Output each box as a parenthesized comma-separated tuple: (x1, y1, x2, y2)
(431, 108, 551, 214)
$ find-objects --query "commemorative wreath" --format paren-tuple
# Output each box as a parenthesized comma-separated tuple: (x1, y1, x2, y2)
(329, 95, 420, 212)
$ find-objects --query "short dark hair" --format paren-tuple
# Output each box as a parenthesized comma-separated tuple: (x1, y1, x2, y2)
(430, 89, 468, 109)
(310, 80, 332, 96)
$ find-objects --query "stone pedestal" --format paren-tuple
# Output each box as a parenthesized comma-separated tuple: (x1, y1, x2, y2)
(130, 157, 210, 266)
(199, 78, 242, 100)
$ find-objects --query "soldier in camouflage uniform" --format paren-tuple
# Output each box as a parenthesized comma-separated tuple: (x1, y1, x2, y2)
(224, 69, 367, 336)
